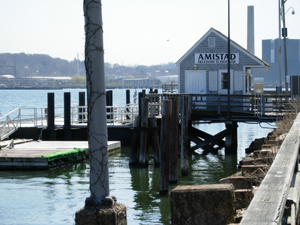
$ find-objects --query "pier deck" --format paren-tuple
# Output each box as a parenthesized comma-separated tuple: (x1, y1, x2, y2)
(0, 140, 121, 170)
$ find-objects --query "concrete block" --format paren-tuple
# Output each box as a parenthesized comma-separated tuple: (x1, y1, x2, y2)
(75, 204, 127, 225)
(170, 184, 235, 225)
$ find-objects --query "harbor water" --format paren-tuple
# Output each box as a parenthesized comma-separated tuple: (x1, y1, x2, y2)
(0, 88, 276, 225)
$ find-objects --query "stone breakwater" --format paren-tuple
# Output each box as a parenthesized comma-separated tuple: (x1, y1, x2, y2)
(220, 129, 287, 223)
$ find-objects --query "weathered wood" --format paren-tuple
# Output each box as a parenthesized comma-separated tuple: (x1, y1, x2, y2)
(139, 98, 149, 165)
(169, 97, 179, 183)
(47, 93, 55, 129)
(225, 121, 238, 154)
(149, 117, 160, 165)
(181, 96, 189, 176)
(64, 92, 71, 128)
(240, 113, 300, 224)
(79, 92, 86, 122)
(189, 127, 227, 151)
(129, 116, 140, 165)
(160, 100, 172, 194)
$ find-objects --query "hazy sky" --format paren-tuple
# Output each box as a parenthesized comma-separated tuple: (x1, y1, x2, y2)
(0, 0, 299, 66)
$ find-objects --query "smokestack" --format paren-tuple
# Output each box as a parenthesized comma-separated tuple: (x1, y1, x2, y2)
(247, 6, 255, 54)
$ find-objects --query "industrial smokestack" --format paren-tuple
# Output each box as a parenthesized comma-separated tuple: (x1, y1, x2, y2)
(247, 6, 255, 54)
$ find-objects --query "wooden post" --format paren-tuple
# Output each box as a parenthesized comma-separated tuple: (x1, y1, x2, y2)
(160, 100, 172, 194)
(149, 117, 160, 165)
(225, 121, 238, 154)
(169, 97, 179, 183)
(64, 92, 71, 128)
(106, 90, 113, 120)
(139, 98, 149, 165)
(63, 92, 71, 140)
(79, 92, 85, 123)
(181, 96, 189, 176)
(130, 116, 140, 165)
(47, 92, 55, 129)
(126, 90, 130, 105)
(126, 90, 130, 120)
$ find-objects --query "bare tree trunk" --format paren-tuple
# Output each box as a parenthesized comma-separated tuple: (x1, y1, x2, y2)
(84, 0, 109, 205)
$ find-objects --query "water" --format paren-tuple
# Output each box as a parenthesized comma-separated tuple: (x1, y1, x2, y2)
(0, 88, 275, 225)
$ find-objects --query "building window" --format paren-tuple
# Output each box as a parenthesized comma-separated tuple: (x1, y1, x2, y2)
(208, 37, 215, 47)
(221, 72, 228, 89)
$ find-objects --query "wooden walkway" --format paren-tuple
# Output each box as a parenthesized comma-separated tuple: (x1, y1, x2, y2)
(0, 140, 120, 170)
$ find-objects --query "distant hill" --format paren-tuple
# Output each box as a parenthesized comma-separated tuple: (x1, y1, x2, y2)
(0, 53, 83, 77)
(0, 53, 177, 79)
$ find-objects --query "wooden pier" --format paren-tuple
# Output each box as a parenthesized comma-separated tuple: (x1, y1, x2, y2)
(0, 140, 120, 170)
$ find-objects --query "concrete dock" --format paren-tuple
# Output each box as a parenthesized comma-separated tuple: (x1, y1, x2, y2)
(0, 140, 121, 170)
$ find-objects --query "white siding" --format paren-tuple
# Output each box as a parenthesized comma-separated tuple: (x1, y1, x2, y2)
(234, 71, 243, 92)
(209, 71, 218, 91)
(185, 70, 206, 94)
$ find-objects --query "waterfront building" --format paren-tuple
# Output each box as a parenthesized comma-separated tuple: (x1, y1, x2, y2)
(176, 28, 270, 95)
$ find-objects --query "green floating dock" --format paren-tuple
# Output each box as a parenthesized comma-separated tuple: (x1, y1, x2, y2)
(0, 141, 121, 170)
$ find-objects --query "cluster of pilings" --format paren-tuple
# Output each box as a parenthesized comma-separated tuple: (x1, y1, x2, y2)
(130, 94, 190, 194)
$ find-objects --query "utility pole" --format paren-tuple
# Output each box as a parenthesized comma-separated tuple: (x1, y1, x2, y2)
(278, 0, 283, 94)
(227, 0, 231, 121)
(76, 2, 127, 224)
(282, 0, 288, 95)
(84, 0, 109, 205)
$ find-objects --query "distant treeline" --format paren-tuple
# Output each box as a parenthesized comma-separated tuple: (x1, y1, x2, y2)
(0, 53, 177, 79)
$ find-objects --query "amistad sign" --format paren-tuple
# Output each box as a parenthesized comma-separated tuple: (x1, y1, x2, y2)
(195, 53, 239, 64)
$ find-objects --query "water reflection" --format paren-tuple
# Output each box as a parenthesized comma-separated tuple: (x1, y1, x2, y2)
(0, 122, 273, 225)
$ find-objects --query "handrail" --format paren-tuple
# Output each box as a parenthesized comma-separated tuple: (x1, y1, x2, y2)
(0, 108, 20, 141)
(240, 113, 300, 224)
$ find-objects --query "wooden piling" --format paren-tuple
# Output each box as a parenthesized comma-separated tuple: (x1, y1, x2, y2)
(47, 93, 55, 128)
(149, 117, 160, 165)
(64, 92, 71, 128)
(130, 116, 140, 165)
(169, 97, 179, 183)
(139, 98, 149, 165)
(160, 100, 172, 194)
(106, 90, 113, 120)
(79, 92, 86, 123)
(63, 92, 72, 140)
(180, 96, 189, 176)
(225, 121, 238, 154)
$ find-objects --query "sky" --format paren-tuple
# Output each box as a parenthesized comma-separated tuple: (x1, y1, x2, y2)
(0, 0, 299, 66)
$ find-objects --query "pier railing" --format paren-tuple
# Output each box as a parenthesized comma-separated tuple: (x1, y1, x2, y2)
(146, 92, 291, 118)
(240, 113, 300, 224)
(0, 108, 20, 141)
(0, 104, 141, 140)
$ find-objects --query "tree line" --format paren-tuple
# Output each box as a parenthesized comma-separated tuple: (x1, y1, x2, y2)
(0, 53, 177, 79)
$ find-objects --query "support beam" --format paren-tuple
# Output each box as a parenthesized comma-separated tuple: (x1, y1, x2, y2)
(225, 121, 238, 154)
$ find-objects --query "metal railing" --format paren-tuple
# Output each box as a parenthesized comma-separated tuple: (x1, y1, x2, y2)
(0, 108, 20, 141)
(0, 93, 291, 140)
(0, 104, 142, 141)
